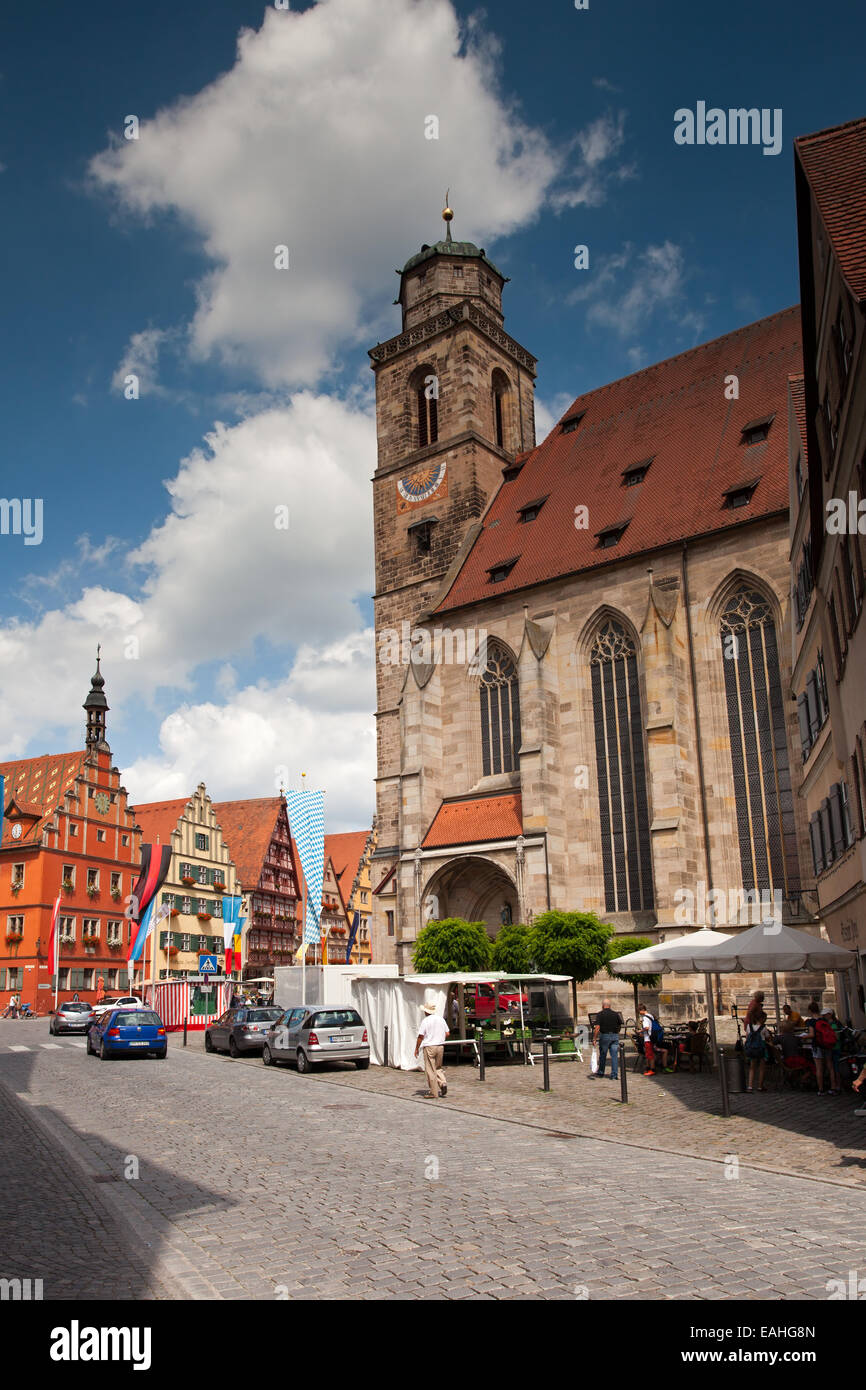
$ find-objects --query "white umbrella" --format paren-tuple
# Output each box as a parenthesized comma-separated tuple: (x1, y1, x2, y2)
(689, 918, 857, 1029)
(611, 928, 733, 1067)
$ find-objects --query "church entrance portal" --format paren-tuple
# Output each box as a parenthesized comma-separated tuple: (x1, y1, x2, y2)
(421, 856, 519, 937)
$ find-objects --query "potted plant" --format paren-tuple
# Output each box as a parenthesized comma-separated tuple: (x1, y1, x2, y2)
(5, 930, 23, 944)
(61, 877, 74, 893)
(110, 887, 122, 902)
(108, 941, 122, 952)
(86, 883, 99, 899)
(197, 911, 212, 921)
(10, 881, 22, 896)
(552, 1028, 577, 1055)
(170, 908, 180, 918)
(167, 944, 179, 957)
(181, 874, 195, 886)
(212, 880, 225, 892)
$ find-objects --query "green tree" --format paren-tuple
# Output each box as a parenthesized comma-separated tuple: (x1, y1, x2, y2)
(530, 910, 613, 1021)
(605, 935, 660, 1019)
(411, 918, 492, 973)
(490, 923, 534, 974)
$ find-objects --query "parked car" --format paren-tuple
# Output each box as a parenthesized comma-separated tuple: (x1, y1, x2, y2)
(262, 1006, 369, 1072)
(469, 983, 528, 1019)
(205, 1006, 283, 1057)
(87, 1007, 167, 1059)
(90, 995, 145, 1021)
(50, 1001, 95, 1035)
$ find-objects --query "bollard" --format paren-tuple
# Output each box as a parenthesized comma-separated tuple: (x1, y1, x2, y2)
(476, 1028, 485, 1081)
(619, 1041, 628, 1103)
(542, 1035, 551, 1092)
(383, 1024, 389, 1069)
(718, 1045, 731, 1118)
(183, 1014, 188, 1048)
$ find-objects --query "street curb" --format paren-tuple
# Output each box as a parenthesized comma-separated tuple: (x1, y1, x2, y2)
(0, 1072, 247, 1302)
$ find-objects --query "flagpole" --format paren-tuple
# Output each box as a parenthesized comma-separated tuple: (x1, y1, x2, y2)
(51, 893, 60, 1016)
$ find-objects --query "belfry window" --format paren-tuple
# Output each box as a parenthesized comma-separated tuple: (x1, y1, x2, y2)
(491, 369, 510, 450)
(479, 644, 521, 777)
(589, 620, 654, 913)
(720, 588, 800, 898)
(414, 366, 438, 448)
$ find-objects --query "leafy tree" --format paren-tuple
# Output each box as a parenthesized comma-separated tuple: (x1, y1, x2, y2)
(490, 923, 534, 974)
(605, 935, 660, 1018)
(530, 910, 613, 1021)
(411, 918, 492, 973)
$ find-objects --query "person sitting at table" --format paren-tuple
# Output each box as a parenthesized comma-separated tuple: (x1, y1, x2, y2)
(676, 1020, 701, 1070)
(780, 1003, 803, 1030)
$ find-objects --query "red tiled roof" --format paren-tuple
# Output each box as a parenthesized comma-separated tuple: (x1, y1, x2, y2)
(788, 374, 808, 461)
(0, 750, 88, 845)
(213, 798, 283, 893)
(436, 308, 802, 612)
(795, 117, 866, 303)
(324, 830, 371, 899)
(132, 798, 191, 848)
(422, 793, 523, 848)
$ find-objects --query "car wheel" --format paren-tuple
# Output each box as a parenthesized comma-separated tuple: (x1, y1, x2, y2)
(355, 1058, 370, 1070)
(98, 1039, 111, 1060)
(49, 1021, 55, 1036)
(296, 1047, 311, 1074)
(262, 1044, 275, 1066)
(204, 1033, 214, 1053)
(153, 1049, 167, 1060)
(228, 1037, 239, 1058)
(86, 1032, 95, 1055)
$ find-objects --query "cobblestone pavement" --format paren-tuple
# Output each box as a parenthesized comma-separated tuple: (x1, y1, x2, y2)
(2, 1019, 865, 1301)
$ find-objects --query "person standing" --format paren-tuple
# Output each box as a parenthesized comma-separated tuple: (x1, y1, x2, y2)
(591, 999, 623, 1080)
(414, 1002, 449, 1098)
(2, 992, 20, 1019)
(744, 1007, 769, 1091)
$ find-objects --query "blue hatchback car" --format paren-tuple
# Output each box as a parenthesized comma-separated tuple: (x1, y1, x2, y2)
(87, 1007, 167, 1060)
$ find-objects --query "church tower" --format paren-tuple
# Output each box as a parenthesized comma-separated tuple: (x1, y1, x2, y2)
(368, 202, 537, 954)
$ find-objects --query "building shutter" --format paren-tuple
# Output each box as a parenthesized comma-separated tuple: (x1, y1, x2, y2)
(805, 672, 821, 742)
(797, 693, 811, 756)
(819, 800, 834, 865)
(828, 784, 846, 858)
(809, 815, 824, 875)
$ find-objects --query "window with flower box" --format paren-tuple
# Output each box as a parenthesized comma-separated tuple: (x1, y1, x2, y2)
(107, 920, 123, 946)
(181, 897, 192, 915)
(62, 865, 75, 890)
(198, 935, 209, 951)
(110, 872, 122, 897)
(59, 917, 75, 943)
(197, 899, 208, 916)
(181, 935, 191, 951)
(82, 918, 99, 942)
(11, 863, 24, 888)
(6, 915, 24, 942)
(86, 869, 99, 894)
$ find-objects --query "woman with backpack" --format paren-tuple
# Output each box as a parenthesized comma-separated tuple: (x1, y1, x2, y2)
(639, 1005, 671, 1076)
(808, 1006, 841, 1095)
(744, 1007, 770, 1092)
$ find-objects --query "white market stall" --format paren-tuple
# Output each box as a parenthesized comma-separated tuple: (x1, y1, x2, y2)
(150, 978, 231, 1031)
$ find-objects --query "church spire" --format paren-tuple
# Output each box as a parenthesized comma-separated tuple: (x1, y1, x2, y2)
(83, 645, 110, 751)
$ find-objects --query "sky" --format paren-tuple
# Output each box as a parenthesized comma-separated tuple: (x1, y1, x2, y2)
(0, 0, 863, 830)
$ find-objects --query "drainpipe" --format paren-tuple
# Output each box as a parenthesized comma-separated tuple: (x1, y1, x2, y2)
(681, 541, 721, 1014)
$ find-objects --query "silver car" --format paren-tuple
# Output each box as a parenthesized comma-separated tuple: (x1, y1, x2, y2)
(205, 1005, 283, 1057)
(50, 1001, 95, 1035)
(262, 1006, 370, 1072)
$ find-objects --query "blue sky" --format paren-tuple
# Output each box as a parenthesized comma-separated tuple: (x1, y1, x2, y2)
(0, 0, 863, 828)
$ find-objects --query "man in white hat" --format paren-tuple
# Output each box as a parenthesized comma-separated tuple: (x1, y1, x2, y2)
(414, 1002, 449, 1098)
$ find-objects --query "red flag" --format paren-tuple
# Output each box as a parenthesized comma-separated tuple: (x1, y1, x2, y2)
(48, 893, 61, 977)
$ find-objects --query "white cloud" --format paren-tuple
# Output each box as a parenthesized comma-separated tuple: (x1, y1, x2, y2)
(534, 391, 576, 441)
(87, 0, 608, 389)
(123, 639, 376, 830)
(566, 240, 705, 346)
(111, 327, 174, 397)
(0, 394, 375, 767)
(550, 112, 635, 210)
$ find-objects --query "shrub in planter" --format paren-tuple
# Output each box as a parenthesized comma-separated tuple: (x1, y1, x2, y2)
(61, 878, 74, 892)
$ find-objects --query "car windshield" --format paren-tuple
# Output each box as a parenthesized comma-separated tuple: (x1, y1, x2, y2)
(248, 1008, 282, 1022)
(62, 1003, 90, 1012)
(115, 1011, 161, 1026)
(311, 1010, 363, 1028)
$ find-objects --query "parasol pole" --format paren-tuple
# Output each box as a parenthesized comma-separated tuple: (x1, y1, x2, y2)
(772, 970, 781, 1030)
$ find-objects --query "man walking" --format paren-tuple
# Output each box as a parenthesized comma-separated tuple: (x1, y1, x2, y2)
(591, 999, 623, 1079)
(414, 1002, 449, 1098)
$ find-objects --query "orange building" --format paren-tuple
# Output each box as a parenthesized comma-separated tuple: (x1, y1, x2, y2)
(0, 655, 141, 1014)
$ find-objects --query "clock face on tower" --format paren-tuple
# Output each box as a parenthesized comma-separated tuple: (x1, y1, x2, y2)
(396, 461, 448, 514)
(11, 823, 22, 839)
(94, 792, 110, 814)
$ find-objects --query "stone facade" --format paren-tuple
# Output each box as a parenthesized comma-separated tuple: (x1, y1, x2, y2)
(369, 224, 824, 1015)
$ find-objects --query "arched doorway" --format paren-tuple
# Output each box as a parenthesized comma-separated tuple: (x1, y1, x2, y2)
(421, 856, 519, 936)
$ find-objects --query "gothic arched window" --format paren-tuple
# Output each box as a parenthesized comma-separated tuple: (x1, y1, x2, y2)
(491, 369, 510, 450)
(720, 587, 800, 897)
(590, 619, 654, 912)
(413, 365, 438, 448)
(480, 644, 521, 776)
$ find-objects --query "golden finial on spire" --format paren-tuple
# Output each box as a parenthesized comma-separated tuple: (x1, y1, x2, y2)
(442, 190, 453, 242)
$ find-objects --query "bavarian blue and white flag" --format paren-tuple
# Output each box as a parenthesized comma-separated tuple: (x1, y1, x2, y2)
(285, 788, 325, 945)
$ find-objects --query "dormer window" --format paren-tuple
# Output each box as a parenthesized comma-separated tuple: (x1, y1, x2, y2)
(723, 480, 759, 509)
(596, 524, 628, 550)
(741, 416, 774, 446)
(518, 497, 548, 524)
(622, 458, 653, 486)
(560, 412, 585, 435)
(487, 557, 519, 583)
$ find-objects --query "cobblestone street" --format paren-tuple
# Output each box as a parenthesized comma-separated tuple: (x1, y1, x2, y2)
(1, 1019, 865, 1301)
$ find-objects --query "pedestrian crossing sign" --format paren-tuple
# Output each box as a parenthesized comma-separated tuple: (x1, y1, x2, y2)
(199, 954, 219, 974)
